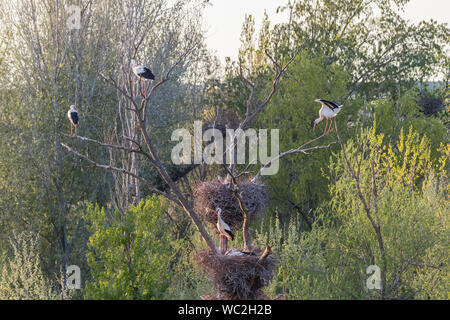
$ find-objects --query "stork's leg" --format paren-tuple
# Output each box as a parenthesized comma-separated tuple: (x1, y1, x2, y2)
(327, 119, 333, 135)
(139, 79, 145, 98)
(70, 123, 73, 136)
(323, 118, 329, 136)
(75, 125, 77, 137)
(219, 235, 228, 255)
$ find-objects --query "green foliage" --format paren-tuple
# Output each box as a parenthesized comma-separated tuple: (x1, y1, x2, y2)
(163, 240, 213, 299)
(283, 0, 449, 93)
(259, 52, 353, 220)
(259, 126, 449, 299)
(257, 214, 338, 299)
(0, 0, 448, 300)
(84, 196, 174, 299)
(372, 91, 447, 156)
(0, 232, 59, 300)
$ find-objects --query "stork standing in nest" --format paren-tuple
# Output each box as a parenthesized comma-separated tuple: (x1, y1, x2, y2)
(213, 208, 234, 254)
(313, 99, 343, 135)
(67, 105, 79, 136)
(215, 208, 234, 241)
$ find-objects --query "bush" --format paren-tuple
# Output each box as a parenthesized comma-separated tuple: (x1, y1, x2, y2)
(163, 240, 214, 299)
(84, 196, 174, 299)
(257, 126, 449, 299)
(0, 232, 59, 300)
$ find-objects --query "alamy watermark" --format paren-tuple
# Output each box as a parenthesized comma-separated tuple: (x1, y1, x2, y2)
(66, 265, 81, 290)
(366, 265, 381, 290)
(66, 5, 81, 31)
(171, 121, 280, 176)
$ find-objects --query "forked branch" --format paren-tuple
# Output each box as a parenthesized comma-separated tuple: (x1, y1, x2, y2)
(60, 142, 179, 204)
(252, 133, 336, 183)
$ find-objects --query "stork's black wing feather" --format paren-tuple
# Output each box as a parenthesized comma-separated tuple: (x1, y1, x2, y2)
(225, 229, 234, 241)
(139, 67, 155, 80)
(318, 99, 340, 110)
(70, 111, 79, 125)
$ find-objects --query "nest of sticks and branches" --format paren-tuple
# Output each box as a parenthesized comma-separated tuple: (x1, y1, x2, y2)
(193, 180, 268, 228)
(196, 248, 275, 300)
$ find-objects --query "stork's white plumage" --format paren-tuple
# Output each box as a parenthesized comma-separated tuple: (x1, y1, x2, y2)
(225, 249, 244, 256)
(67, 105, 79, 136)
(225, 248, 256, 256)
(215, 208, 234, 241)
(313, 99, 343, 135)
(131, 59, 155, 80)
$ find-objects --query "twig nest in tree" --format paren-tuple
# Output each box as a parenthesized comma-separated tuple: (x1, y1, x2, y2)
(193, 180, 268, 228)
(196, 248, 275, 300)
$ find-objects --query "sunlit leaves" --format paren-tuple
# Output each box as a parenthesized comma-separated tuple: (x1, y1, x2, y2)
(84, 196, 175, 299)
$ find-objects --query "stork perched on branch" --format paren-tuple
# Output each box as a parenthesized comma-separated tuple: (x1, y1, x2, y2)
(214, 208, 234, 241)
(67, 105, 79, 136)
(131, 59, 155, 80)
(131, 59, 155, 97)
(313, 99, 343, 135)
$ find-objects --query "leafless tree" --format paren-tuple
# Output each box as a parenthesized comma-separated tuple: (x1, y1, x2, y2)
(63, 0, 222, 253)
(62, 1, 337, 258)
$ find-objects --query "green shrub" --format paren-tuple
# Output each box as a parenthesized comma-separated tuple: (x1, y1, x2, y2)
(0, 232, 59, 300)
(84, 196, 174, 299)
(258, 126, 449, 299)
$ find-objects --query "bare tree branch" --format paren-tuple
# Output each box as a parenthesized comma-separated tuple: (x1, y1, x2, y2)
(60, 142, 180, 204)
(252, 133, 336, 183)
(63, 134, 142, 154)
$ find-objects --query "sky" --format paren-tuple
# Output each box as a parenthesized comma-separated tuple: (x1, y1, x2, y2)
(202, 0, 450, 65)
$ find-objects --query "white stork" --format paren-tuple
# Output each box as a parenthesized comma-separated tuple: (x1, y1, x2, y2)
(214, 208, 234, 241)
(131, 59, 155, 80)
(313, 99, 343, 135)
(225, 248, 256, 256)
(225, 249, 244, 256)
(67, 105, 79, 136)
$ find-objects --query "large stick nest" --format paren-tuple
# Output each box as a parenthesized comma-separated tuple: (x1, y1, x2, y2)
(193, 180, 268, 228)
(196, 249, 275, 300)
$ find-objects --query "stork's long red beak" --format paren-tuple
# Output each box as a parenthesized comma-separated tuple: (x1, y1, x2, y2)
(313, 122, 317, 131)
